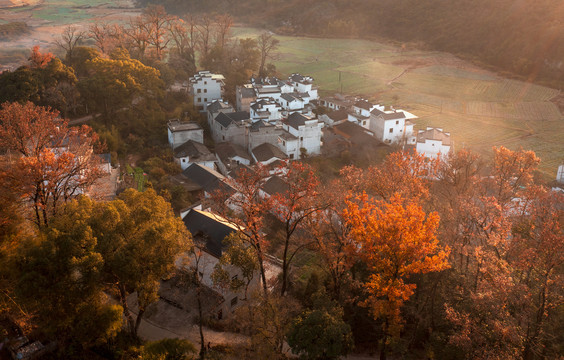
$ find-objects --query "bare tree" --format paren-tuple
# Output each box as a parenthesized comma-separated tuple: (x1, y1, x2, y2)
(55, 25, 85, 62)
(214, 14, 233, 50)
(142, 4, 176, 60)
(196, 14, 214, 61)
(257, 32, 280, 77)
(89, 22, 121, 55)
(121, 16, 151, 60)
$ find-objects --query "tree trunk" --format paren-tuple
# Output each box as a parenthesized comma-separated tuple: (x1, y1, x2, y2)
(134, 308, 145, 336)
(118, 283, 135, 335)
(280, 232, 291, 296)
(255, 244, 268, 295)
(197, 284, 206, 360)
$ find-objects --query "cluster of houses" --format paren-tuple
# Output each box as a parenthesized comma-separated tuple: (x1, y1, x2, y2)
(162, 70, 456, 319)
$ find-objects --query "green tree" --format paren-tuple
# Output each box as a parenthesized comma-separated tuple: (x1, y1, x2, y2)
(287, 293, 354, 360)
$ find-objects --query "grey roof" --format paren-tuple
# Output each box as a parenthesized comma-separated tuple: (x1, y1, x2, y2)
(250, 98, 274, 112)
(370, 108, 385, 116)
(207, 100, 232, 114)
(215, 142, 252, 163)
(286, 112, 310, 130)
(215, 111, 250, 127)
(417, 128, 452, 145)
(182, 209, 237, 258)
(238, 86, 256, 98)
(181, 163, 230, 194)
(281, 93, 298, 102)
(334, 121, 379, 146)
(168, 120, 202, 132)
(354, 100, 373, 111)
(279, 130, 298, 141)
(326, 109, 349, 121)
(250, 120, 275, 132)
(380, 111, 406, 120)
(262, 175, 289, 196)
(174, 140, 215, 161)
(252, 143, 287, 162)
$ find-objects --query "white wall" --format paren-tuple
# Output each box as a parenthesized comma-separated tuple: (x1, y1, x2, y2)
(416, 139, 451, 159)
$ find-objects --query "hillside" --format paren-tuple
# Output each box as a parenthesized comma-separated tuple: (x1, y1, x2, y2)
(143, 0, 564, 89)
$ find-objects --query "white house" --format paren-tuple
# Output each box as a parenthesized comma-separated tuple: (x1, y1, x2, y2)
(207, 100, 234, 129)
(215, 142, 252, 176)
(279, 93, 305, 112)
(369, 108, 415, 145)
(282, 112, 323, 158)
(250, 98, 283, 123)
(168, 120, 204, 149)
(252, 142, 288, 165)
(189, 71, 225, 111)
(288, 74, 318, 100)
(416, 127, 453, 159)
(278, 130, 300, 160)
(557, 165, 564, 183)
(173, 140, 217, 170)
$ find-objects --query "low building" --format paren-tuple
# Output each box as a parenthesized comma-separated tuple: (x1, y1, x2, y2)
(252, 142, 288, 165)
(415, 127, 453, 159)
(189, 71, 225, 111)
(250, 98, 283, 123)
(211, 111, 251, 148)
(207, 100, 234, 129)
(369, 108, 415, 145)
(236, 85, 257, 112)
(282, 112, 323, 158)
(168, 120, 204, 149)
(319, 109, 349, 127)
(173, 140, 216, 171)
(215, 142, 252, 175)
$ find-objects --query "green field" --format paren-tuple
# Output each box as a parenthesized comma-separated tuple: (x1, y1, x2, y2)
(234, 27, 564, 179)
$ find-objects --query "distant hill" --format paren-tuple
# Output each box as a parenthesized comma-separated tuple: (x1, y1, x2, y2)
(141, 0, 564, 89)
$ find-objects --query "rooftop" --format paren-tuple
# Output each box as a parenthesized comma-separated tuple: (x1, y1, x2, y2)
(417, 127, 452, 145)
(215, 111, 250, 127)
(252, 143, 288, 162)
(215, 142, 252, 163)
(173, 140, 215, 161)
(182, 209, 237, 258)
(168, 120, 202, 133)
(262, 175, 289, 196)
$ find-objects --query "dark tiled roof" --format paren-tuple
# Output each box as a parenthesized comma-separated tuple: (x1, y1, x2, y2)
(370, 108, 385, 116)
(182, 209, 237, 258)
(238, 86, 256, 98)
(181, 163, 230, 194)
(326, 109, 349, 121)
(380, 111, 406, 120)
(174, 140, 216, 161)
(279, 130, 298, 141)
(354, 100, 373, 110)
(215, 111, 250, 127)
(286, 112, 310, 129)
(250, 120, 275, 132)
(281, 93, 298, 102)
(262, 175, 289, 196)
(417, 128, 452, 145)
(334, 121, 379, 146)
(215, 142, 251, 163)
(207, 100, 232, 113)
(252, 143, 287, 162)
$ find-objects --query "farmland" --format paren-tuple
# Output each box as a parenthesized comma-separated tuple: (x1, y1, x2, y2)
(234, 27, 564, 179)
(0, 5, 562, 178)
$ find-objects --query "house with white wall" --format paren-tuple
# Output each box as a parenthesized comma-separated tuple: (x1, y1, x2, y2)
(215, 142, 252, 176)
(173, 140, 217, 170)
(189, 71, 225, 111)
(288, 74, 318, 100)
(282, 112, 323, 158)
(416, 127, 453, 159)
(369, 108, 415, 145)
(168, 120, 204, 149)
(212, 111, 251, 148)
(250, 98, 283, 123)
(252, 142, 288, 165)
(207, 100, 234, 129)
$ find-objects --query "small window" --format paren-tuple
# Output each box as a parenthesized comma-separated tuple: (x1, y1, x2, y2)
(222, 136, 225, 140)
(389, 128, 393, 133)
(204, 81, 207, 85)
(396, 120, 399, 125)
(362, 121, 366, 125)
(300, 137, 303, 141)
(204, 89, 208, 93)
(231, 297, 238, 307)
(283, 140, 286, 146)
(197, 89, 201, 93)
(204, 98, 208, 102)
(198, 97, 201, 102)
(182, 159, 186, 163)
(290, 154, 294, 159)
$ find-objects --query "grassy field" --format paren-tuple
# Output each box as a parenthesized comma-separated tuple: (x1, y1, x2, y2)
(234, 27, 564, 179)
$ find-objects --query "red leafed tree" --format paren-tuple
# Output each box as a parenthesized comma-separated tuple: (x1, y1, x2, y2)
(210, 164, 272, 295)
(270, 162, 321, 296)
(343, 193, 450, 360)
(28, 45, 55, 69)
(0, 102, 102, 228)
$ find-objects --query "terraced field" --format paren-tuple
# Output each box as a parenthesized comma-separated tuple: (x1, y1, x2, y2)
(233, 27, 564, 179)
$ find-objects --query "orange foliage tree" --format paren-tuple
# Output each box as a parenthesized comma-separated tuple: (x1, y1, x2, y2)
(344, 193, 450, 359)
(0, 102, 102, 228)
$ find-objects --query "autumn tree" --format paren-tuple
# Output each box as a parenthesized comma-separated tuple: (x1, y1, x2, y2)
(0, 102, 102, 228)
(270, 162, 321, 296)
(344, 193, 449, 360)
(54, 25, 86, 63)
(28, 45, 54, 69)
(257, 32, 280, 77)
(142, 5, 176, 60)
(210, 165, 272, 295)
(89, 22, 121, 55)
